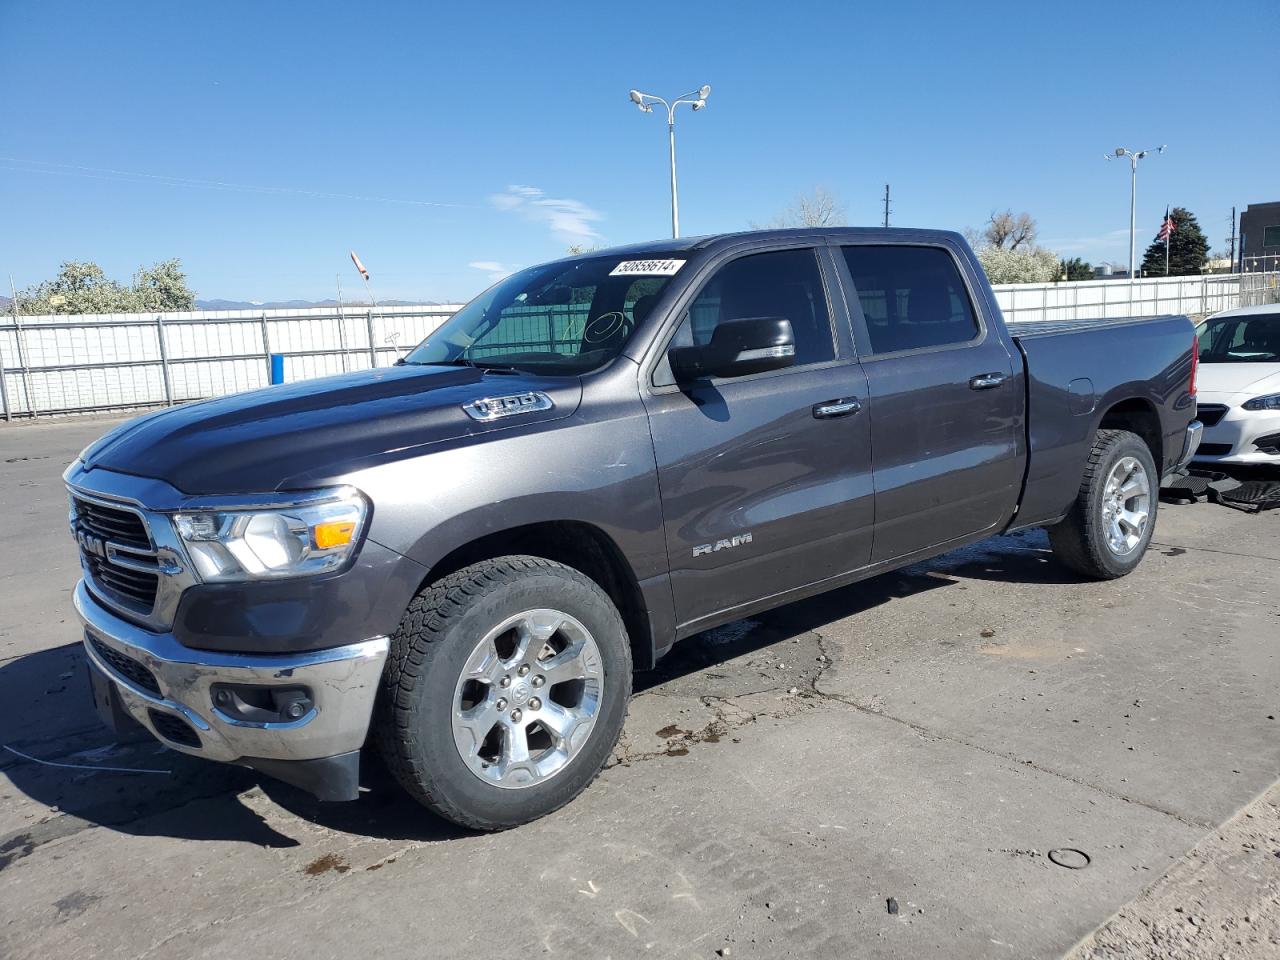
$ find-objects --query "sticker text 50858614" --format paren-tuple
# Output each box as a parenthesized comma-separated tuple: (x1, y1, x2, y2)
(609, 259, 686, 277)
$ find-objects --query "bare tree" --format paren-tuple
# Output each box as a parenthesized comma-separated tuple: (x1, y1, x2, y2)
(982, 210, 1038, 250)
(753, 186, 847, 229)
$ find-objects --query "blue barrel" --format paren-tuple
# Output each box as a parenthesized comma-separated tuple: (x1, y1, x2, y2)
(270, 353, 285, 385)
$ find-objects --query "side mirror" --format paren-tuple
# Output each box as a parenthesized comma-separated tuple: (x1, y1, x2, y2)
(668, 317, 796, 382)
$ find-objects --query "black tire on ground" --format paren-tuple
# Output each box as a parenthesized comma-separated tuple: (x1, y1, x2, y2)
(376, 555, 632, 831)
(1048, 428, 1159, 580)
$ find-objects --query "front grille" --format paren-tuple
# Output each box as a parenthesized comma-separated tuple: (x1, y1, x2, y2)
(148, 710, 201, 748)
(1197, 404, 1228, 427)
(1197, 442, 1233, 456)
(72, 495, 159, 614)
(72, 496, 151, 551)
(88, 633, 162, 697)
(82, 551, 160, 609)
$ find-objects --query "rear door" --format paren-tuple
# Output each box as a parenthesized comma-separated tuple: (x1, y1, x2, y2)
(834, 242, 1022, 563)
(642, 243, 874, 630)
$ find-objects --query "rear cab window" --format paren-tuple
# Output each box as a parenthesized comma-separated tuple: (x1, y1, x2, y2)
(839, 245, 980, 355)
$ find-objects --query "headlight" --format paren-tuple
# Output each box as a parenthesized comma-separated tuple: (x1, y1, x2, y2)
(172, 488, 368, 582)
(1242, 393, 1280, 411)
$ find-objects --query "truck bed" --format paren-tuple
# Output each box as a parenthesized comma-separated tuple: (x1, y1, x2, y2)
(1007, 315, 1184, 339)
(1008, 312, 1196, 528)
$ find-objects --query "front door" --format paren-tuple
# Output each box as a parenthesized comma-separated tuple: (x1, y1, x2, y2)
(835, 242, 1022, 563)
(643, 245, 874, 631)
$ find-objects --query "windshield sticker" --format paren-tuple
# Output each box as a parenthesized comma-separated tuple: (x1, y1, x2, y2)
(609, 259, 685, 277)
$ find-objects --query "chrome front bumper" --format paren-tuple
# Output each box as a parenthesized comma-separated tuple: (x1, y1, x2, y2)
(75, 580, 389, 766)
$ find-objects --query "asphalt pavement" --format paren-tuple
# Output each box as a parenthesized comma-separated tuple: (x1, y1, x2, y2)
(1, 416, 1277, 959)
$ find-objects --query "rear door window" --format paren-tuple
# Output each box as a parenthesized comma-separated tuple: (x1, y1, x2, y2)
(840, 246, 980, 354)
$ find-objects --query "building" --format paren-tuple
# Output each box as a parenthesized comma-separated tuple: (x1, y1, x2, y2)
(1239, 202, 1280, 270)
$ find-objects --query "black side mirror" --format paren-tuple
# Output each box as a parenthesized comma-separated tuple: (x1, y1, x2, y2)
(668, 317, 796, 382)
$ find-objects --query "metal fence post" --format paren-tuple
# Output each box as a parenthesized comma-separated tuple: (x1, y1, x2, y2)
(156, 317, 175, 406)
(259, 312, 272, 384)
(366, 310, 377, 368)
(336, 306, 350, 373)
(0, 350, 11, 421)
(13, 313, 36, 418)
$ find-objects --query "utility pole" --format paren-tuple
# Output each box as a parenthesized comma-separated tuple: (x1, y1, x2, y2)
(1228, 207, 1237, 273)
(882, 184, 891, 228)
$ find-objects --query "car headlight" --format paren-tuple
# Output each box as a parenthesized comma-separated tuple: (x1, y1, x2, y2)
(1242, 393, 1280, 411)
(172, 488, 368, 582)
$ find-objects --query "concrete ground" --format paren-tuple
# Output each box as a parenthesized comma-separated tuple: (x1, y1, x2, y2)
(1, 416, 1277, 960)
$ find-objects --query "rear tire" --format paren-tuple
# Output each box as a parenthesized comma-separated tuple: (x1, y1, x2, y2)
(1048, 428, 1158, 579)
(376, 556, 631, 831)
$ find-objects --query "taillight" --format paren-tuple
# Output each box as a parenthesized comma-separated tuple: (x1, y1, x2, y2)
(1189, 334, 1199, 399)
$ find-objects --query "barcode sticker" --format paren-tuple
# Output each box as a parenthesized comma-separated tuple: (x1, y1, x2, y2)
(609, 259, 686, 277)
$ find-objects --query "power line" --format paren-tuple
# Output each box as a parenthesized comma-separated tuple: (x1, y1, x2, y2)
(0, 157, 479, 209)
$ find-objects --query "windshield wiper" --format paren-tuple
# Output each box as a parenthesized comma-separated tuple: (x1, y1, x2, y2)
(396, 357, 475, 368)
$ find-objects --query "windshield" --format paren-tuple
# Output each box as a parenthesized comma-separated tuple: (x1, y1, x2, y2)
(1197, 313, 1280, 363)
(403, 254, 683, 375)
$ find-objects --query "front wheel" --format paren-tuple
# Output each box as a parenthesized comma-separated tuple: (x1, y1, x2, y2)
(1048, 428, 1158, 579)
(376, 556, 631, 830)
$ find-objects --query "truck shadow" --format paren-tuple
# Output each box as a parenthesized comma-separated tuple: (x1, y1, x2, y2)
(1, 530, 1079, 855)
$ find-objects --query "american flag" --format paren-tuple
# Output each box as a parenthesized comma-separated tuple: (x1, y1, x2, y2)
(1157, 208, 1176, 243)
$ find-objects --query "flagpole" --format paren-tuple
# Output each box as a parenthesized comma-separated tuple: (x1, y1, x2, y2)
(1164, 205, 1171, 276)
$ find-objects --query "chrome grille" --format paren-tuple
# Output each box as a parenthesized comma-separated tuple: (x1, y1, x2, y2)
(71, 495, 160, 614)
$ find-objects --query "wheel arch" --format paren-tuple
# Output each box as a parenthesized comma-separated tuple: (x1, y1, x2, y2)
(1096, 397, 1163, 469)
(420, 520, 658, 671)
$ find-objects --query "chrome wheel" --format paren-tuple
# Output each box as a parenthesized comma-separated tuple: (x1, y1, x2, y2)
(452, 608, 604, 789)
(1101, 456, 1151, 556)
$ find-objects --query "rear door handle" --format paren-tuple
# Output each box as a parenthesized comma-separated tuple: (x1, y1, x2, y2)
(812, 397, 862, 419)
(969, 372, 1009, 390)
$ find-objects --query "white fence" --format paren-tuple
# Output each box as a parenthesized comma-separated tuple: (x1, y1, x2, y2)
(2, 269, 1278, 420)
(0, 304, 459, 419)
(991, 270, 1279, 323)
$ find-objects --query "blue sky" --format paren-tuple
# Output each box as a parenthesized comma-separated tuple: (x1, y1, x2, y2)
(2, 0, 1276, 303)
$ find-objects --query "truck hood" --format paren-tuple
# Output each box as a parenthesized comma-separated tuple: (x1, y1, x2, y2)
(1196, 362, 1280, 401)
(79, 365, 582, 495)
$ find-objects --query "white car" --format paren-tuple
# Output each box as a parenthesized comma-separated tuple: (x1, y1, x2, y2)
(1193, 305, 1280, 466)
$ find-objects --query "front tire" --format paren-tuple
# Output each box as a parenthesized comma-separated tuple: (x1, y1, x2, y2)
(377, 556, 631, 831)
(1048, 428, 1158, 579)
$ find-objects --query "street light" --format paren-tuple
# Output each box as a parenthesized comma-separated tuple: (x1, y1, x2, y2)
(1105, 144, 1166, 279)
(628, 85, 712, 238)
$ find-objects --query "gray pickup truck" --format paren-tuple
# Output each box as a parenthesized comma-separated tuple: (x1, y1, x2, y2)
(67, 228, 1202, 829)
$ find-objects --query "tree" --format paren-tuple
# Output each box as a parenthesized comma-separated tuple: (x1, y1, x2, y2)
(1060, 257, 1094, 281)
(979, 209, 1038, 250)
(17, 259, 196, 314)
(133, 258, 195, 311)
(752, 186, 847, 229)
(1140, 207, 1209, 277)
(976, 246, 1062, 284)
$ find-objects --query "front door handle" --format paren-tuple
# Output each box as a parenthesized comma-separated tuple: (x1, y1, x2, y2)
(969, 372, 1009, 390)
(813, 397, 862, 419)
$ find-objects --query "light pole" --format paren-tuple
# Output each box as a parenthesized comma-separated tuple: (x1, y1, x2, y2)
(1105, 145, 1166, 279)
(629, 85, 711, 238)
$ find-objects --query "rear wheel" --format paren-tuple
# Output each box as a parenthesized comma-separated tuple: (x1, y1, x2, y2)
(377, 556, 631, 830)
(1048, 429, 1158, 579)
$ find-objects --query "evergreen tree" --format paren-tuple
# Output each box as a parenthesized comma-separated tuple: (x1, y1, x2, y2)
(1060, 257, 1094, 281)
(1140, 207, 1209, 277)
